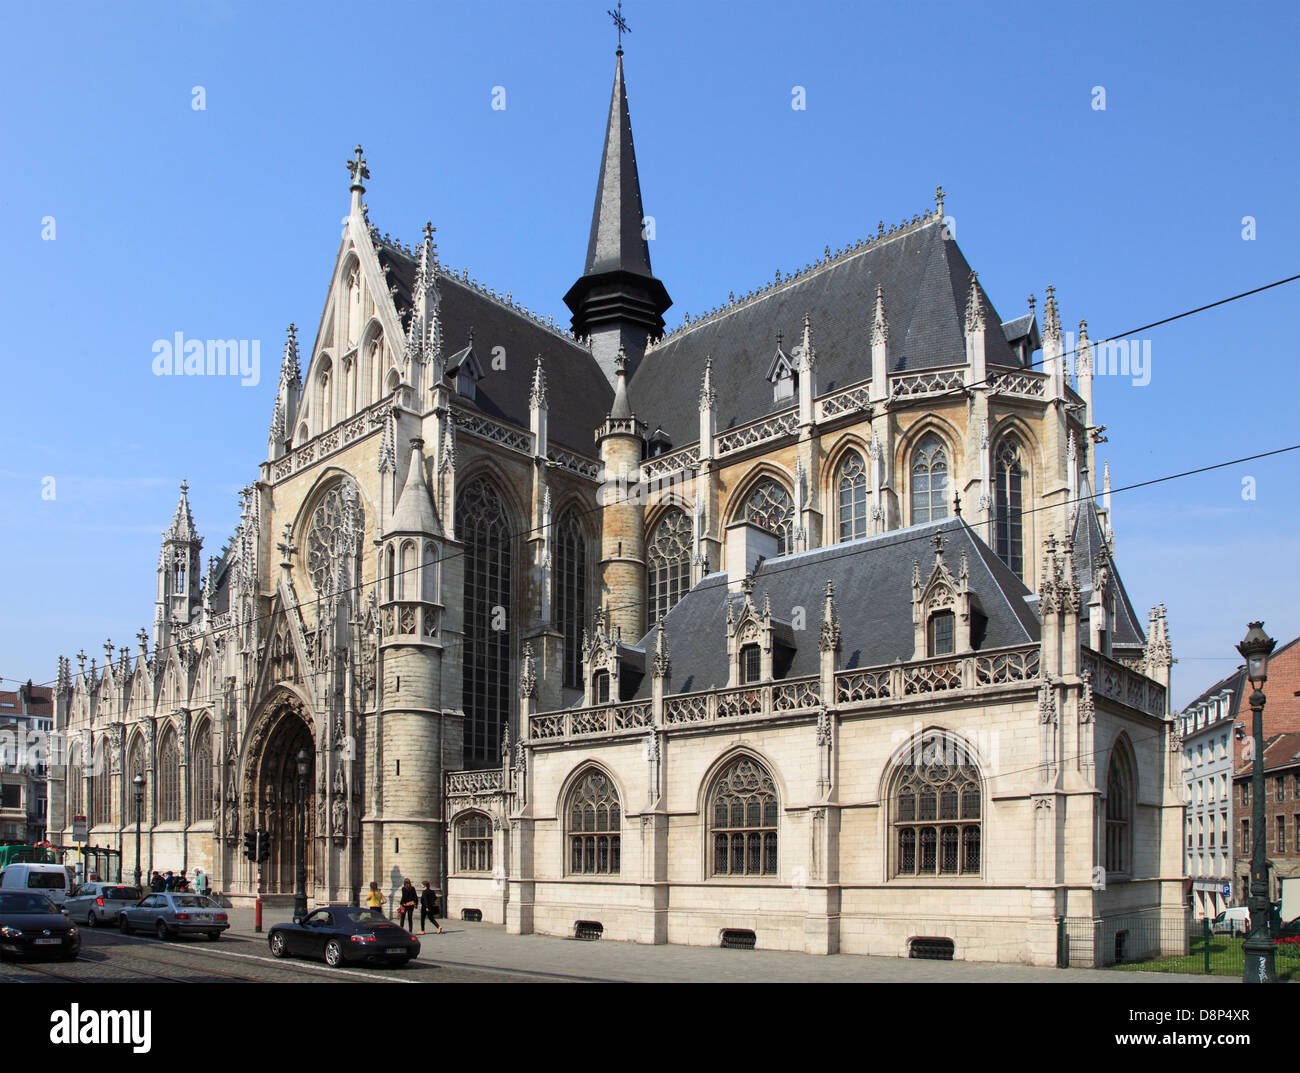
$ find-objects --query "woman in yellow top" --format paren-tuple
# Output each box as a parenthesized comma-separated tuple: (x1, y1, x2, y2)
(365, 881, 385, 914)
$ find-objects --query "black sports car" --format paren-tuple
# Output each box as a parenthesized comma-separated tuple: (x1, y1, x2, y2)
(268, 906, 420, 967)
(0, 890, 81, 960)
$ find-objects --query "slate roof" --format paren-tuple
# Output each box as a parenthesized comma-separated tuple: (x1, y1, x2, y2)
(1239, 731, 1300, 777)
(1001, 312, 1040, 350)
(628, 516, 1040, 700)
(1068, 482, 1146, 649)
(627, 218, 1026, 446)
(378, 246, 612, 454)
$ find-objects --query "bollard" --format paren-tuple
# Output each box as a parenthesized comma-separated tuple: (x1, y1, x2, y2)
(1203, 916, 1211, 974)
(255, 896, 263, 933)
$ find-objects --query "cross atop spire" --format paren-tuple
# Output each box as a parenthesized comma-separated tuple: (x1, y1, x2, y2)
(347, 145, 369, 215)
(608, 1, 630, 52)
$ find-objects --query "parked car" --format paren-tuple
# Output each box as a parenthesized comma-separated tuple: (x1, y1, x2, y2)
(118, 892, 228, 941)
(0, 890, 80, 961)
(1211, 907, 1251, 935)
(268, 906, 420, 967)
(64, 883, 141, 927)
(0, 862, 76, 906)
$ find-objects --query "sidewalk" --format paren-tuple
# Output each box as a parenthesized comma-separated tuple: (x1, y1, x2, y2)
(221, 907, 1229, 984)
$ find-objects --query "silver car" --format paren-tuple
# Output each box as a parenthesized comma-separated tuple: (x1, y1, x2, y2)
(64, 883, 142, 928)
(119, 892, 229, 941)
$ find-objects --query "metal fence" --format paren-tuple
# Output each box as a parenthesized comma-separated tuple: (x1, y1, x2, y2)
(1058, 912, 1300, 978)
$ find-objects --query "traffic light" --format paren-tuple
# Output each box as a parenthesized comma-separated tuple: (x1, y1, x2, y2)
(256, 828, 271, 862)
(242, 831, 257, 862)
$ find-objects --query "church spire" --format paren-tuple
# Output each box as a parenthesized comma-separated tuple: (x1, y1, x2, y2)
(563, 47, 672, 385)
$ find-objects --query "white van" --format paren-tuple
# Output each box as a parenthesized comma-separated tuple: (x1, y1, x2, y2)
(1211, 906, 1250, 935)
(0, 862, 75, 906)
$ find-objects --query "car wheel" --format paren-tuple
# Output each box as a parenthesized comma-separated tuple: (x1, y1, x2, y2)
(59, 950, 78, 962)
(324, 939, 343, 967)
(269, 932, 290, 958)
(390, 958, 410, 968)
(119, 916, 132, 935)
(86, 911, 96, 928)
(207, 931, 221, 941)
(155, 920, 171, 941)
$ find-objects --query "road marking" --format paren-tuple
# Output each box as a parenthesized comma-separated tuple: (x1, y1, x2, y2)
(100, 934, 417, 983)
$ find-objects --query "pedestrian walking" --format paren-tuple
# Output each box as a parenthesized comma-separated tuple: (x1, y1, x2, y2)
(398, 878, 417, 931)
(149, 871, 165, 893)
(194, 868, 208, 896)
(419, 881, 442, 934)
(177, 870, 189, 892)
(164, 870, 176, 891)
(365, 881, 386, 916)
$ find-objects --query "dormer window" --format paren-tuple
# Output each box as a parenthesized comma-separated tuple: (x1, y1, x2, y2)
(593, 670, 611, 705)
(773, 369, 795, 402)
(766, 339, 797, 403)
(741, 644, 761, 685)
(927, 611, 955, 657)
(456, 363, 476, 400)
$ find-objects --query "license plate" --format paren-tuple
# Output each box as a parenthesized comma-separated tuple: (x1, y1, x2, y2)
(385, 946, 406, 953)
(34, 938, 60, 946)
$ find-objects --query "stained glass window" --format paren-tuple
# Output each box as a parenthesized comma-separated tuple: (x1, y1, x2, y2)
(892, 735, 981, 876)
(911, 433, 949, 524)
(709, 757, 778, 876)
(568, 770, 621, 875)
(837, 449, 868, 541)
(744, 478, 795, 555)
(555, 510, 587, 688)
(647, 509, 691, 628)
(995, 438, 1024, 578)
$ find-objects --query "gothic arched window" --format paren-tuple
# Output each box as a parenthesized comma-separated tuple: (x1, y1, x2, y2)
(995, 437, 1025, 579)
(647, 509, 691, 629)
(891, 733, 981, 876)
(1105, 743, 1134, 876)
(67, 739, 84, 821)
(456, 812, 493, 872)
(910, 432, 950, 524)
(158, 728, 181, 823)
(457, 478, 512, 767)
(126, 737, 144, 816)
(837, 449, 868, 541)
(305, 478, 364, 598)
(567, 769, 621, 875)
(191, 722, 213, 822)
(709, 756, 779, 876)
(743, 477, 795, 555)
(554, 509, 587, 688)
(91, 736, 112, 828)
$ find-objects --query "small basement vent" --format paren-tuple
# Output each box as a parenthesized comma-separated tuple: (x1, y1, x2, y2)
(721, 929, 756, 950)
(909, 937, 955, 961)
(574, 920, 604, 941)
(461, 908, 482, 922)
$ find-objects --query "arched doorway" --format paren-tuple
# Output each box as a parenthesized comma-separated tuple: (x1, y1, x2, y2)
(246, 694, 316, 895)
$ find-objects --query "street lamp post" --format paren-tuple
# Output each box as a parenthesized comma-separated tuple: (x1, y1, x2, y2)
(1236, 621, 1277, 984)
(293, 748, 309, 924)
(132, 773, 145, 889)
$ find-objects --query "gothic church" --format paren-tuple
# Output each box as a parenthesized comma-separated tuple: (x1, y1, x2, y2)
(51, 48, 1185, 965)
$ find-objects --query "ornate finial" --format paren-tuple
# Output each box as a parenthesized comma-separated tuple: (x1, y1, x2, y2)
(608, 0, 630, 52)
(346, 145, 369, 188)
(277, 522, 297, 568)
(741, 573, 756, 598)
(104, 639, 114, 664)
(1027, 293, 1036, 316)
(871, 283, 889, 347)
(935, 185, 945, 218)
(819, 580, 840, 653)
(653, 624, 671, 679)
(76, 649, 86, 674)
(964, 271, 984, 333)
(930, 532, 947, 557)
(953, 490, 962, 517)
(423, 220, 435, 242)
(137, 628, 148, 650)
(800, 312, 814, 369)
(614, 346, 627, 376)
(520, 643, 538, 699)
(699, 355, 716, 410)
(529, 355, 548, 409)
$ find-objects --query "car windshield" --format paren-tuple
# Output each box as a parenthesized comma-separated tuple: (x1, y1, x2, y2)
(0, 892, 57, 914)
(105, 887, 139, 900)
(346, 908, 387, 924)
(172, 896, 214, 908)
(26, 872, 65, 889)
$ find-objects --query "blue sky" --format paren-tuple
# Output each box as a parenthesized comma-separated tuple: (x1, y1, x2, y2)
(0, 0, 1296, 708)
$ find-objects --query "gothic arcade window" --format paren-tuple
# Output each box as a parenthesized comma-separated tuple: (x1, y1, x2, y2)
(191, 723, 212, 822)
(927, 610, 955, 657)
(92, 742, 112, 827)
(457, 478, 512, 767)
(68, 753, 83, 819)
(837, 449, 868, 541)
(1105, 746, 1133, 875)
(305, 479, 364, 598)
(741, 644, 761, 684)
(567, 769, 621, 875)
(593, 670, 611, 705)
(709, 756, 778, 877)
(910, 433, 950, 524)
(647, 508, 691, 629)
(891, 734, 981, 876)
(127, 739, 144, 823)
(554, 509, 587, 688)
(158, 728, 181, 824)
(995, 438, 1025, 578)
(743, 478, 795, 555)
(456, 813, 493, 873)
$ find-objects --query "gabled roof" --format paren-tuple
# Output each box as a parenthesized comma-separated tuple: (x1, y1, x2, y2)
(1001, 312, 1040, 352)
(1070, 482, 1146, 649)
(627, 218, 1021, 446)
(1239, 731, 1300, 777)
(631, 516, 1039, 699)
(379, 247, 613, 453)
